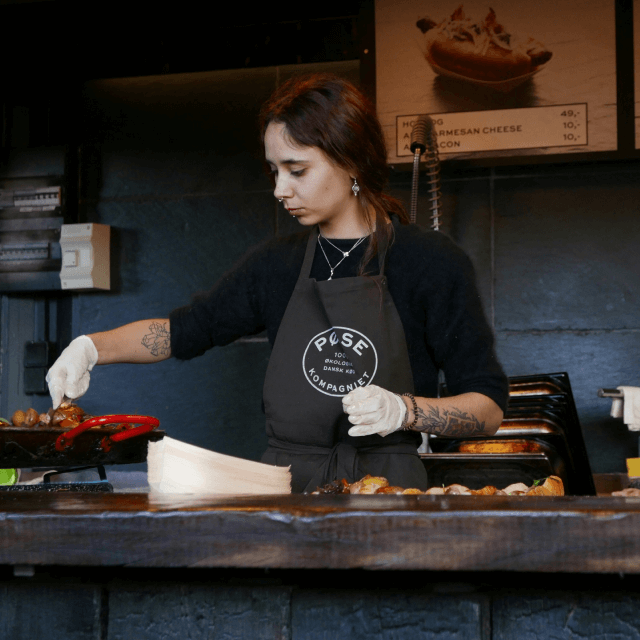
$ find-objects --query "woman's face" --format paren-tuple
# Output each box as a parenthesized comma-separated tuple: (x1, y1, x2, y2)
(264, 122, 363, 237)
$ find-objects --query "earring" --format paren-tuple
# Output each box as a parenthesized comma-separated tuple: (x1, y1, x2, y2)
(352, 178, 360, 196)
(278, 198, 283, 203)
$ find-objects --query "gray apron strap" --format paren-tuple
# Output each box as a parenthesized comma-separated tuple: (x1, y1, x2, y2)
(262, 222, 422, 492)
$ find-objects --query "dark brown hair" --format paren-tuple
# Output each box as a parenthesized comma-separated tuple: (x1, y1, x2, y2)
(259, 73, 409, 274)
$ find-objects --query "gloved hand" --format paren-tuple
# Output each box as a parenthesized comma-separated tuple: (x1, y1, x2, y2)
(46, 335, 99, 409)
(342, 384, 407, 437)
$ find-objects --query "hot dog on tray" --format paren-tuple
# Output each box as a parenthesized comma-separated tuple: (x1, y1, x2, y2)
(416, 5, 552, 83)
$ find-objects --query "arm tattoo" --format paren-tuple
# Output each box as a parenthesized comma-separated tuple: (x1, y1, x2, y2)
(141, 322, 171, 357)
(413, 404, 488, 437)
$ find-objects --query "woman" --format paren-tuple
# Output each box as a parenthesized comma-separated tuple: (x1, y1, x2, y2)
(47, 73, 508, 493)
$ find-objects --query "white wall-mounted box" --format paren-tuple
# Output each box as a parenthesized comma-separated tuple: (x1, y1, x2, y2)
(59, 223, 110, 290)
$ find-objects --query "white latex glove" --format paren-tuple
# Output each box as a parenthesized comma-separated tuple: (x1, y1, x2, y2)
(342, 384, 407, 437)
(46, 335, 99, 409)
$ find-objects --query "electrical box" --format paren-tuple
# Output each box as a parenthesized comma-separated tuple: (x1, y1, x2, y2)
(59, 223, 110, 290)
(0, 184, 64, 291)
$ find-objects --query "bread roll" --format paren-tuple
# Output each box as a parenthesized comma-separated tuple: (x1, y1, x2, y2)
(526, 476, 564, 496)
(469, 485, 498, 496)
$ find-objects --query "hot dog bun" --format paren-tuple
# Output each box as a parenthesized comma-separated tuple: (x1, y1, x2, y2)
(427, 31, 532, 82)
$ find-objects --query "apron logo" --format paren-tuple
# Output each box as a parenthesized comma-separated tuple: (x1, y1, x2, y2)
(302, 326, 378, 397)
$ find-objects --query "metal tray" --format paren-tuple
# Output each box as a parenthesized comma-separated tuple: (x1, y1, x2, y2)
(427, 373, 595, 495)
(508, 373, 569, 397)
(420, 451, 566, 491)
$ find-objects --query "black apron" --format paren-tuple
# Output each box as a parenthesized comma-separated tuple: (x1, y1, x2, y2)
(261, 227, 427, 493)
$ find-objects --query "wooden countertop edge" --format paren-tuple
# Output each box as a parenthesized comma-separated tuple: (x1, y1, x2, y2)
(0, 493, 640, 573)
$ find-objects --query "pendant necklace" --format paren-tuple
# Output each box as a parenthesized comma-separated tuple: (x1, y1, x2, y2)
(317, 233, 368, 280)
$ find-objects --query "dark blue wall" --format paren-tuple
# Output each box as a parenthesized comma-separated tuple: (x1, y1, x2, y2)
(4, 569, 640, 639)
(74, 62, 362, 467)
(4, 60, 640, 473)
(413, 160, 640, 473)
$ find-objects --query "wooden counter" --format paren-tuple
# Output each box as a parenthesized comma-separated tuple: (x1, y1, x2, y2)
(2, 491, 640, 573)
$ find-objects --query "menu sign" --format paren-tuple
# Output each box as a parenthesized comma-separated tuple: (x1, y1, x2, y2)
(375, 0, 617, 163)
(397, 105, 588, 156)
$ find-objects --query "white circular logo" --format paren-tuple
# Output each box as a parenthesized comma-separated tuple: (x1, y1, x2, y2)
(302, 326, 378, 397)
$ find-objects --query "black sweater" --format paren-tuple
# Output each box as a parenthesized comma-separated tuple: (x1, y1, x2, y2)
(170, 218, 509, 411)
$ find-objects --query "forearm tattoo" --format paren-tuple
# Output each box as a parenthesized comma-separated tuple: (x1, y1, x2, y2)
(141, 322, 171, 357)
(413, 404, 488, 437)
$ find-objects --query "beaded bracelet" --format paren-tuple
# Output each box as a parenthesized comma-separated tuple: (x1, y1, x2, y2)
(400, 393, 419, 430)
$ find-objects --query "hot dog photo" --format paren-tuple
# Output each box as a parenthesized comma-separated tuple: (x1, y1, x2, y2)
(374, 0, 617, 162)
(416, 5, 553, 89)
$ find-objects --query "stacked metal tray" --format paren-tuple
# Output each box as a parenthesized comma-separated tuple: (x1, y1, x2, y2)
(421, 372, 596, 495)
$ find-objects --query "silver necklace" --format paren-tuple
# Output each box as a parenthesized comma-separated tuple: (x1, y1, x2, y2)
(317, 233, 367, 280)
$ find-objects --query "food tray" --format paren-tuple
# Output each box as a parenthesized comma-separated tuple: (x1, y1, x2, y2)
(421, 452, 565, 491)
(426, 373, 595, 495)
(0, 415, 165, 468)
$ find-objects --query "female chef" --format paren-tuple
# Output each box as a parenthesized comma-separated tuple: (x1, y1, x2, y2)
(46, 73, 508, 493)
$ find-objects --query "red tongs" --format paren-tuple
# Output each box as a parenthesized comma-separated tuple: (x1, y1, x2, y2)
(55, 414, 160, 452)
